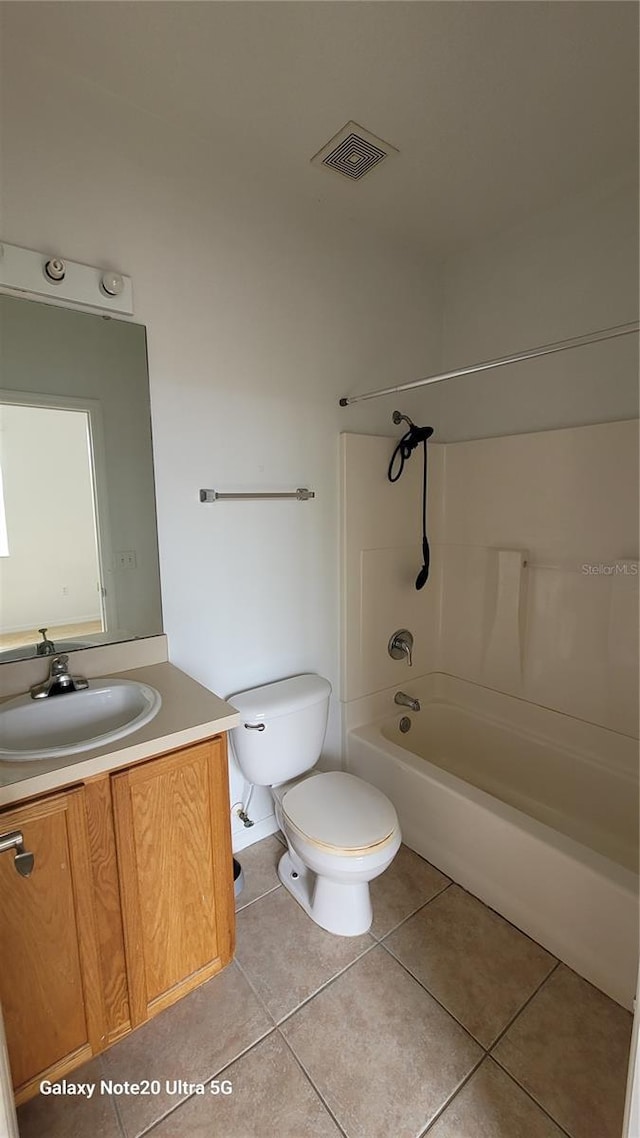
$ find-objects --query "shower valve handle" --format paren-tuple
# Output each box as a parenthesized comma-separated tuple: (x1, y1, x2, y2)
(388, 630, 414, 667)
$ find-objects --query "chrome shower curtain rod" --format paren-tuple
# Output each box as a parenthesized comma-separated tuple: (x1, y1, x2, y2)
(338, 320, 639, 408)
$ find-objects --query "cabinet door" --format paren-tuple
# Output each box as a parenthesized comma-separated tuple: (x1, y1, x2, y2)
(112, 737, 234, 1026)
(0, 789, 106, 1104)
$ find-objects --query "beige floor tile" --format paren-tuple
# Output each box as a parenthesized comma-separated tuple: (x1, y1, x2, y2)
(369, 844, 450, 938)
(384, 884, 556, 1046)
(493, 964, 632, 1138)
(234, 834, 284, 910)
(101, 961, 272, 1137)
(147, 1032, 343, 1138)
(235, 886, 373, 1022)
(282, 945, 482, 1138)
(427, 1057, 567, 1137)
(17, 1056, 121, 1138)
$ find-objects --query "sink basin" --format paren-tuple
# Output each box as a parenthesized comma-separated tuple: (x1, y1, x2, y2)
(0, 679, 162, 761)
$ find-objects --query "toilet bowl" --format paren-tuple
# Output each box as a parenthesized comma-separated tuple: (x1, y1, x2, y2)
(228, 675, 401, 936)
(274, 771, 401, 935)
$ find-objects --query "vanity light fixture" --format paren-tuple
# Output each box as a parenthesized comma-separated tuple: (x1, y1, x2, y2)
(0, 242, 134, 315)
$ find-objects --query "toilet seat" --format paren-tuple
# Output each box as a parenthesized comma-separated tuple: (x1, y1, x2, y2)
(281, 771, 398, 855)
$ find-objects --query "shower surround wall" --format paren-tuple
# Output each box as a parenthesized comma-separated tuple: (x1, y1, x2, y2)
(340, 420, 639, 738)
(341, 422, 638, 1003)
(340, 433, 445, 702)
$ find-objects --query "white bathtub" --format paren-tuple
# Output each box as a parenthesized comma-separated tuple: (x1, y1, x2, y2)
(346, 674, 639, 1008)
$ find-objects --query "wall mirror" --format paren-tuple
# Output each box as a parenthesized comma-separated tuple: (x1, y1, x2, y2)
(0, 293, 163, 663)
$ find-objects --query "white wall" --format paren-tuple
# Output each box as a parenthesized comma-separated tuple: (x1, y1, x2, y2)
(396, 174, 638, 441)
(0, 46, 442, 846)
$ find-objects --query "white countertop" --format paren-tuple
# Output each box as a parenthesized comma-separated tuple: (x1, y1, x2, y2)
(0, 662, 240, 808)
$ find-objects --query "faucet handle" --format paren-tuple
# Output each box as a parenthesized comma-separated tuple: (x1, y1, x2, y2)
(388, 629, 414, 667)
(50, 654, 69, 675)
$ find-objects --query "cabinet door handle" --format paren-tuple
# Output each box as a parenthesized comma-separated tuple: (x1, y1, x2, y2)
(0, 829, 35, 877)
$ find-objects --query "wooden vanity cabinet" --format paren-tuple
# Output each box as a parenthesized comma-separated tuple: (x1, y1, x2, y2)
(0, 733, 235, 1105)
(0, 787, 106, 1105)
(111, 736, 234, 1026)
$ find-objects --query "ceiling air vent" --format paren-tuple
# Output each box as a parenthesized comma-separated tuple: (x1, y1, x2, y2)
(311, 121, 398, 182)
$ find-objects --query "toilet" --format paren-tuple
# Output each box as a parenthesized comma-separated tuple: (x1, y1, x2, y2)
(229, 674, 401, 936)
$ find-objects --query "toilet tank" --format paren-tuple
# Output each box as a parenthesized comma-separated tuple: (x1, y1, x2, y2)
(229, 674, 331, 786)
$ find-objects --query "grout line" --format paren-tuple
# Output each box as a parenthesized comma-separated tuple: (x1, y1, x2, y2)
(370, 879, 453, 942)
(375, 880, 561, 1053)
(418, 1054, 574, 1138)
(100, 1054, 127, 1138)
(130, 963, 276, 1137)
(488, 958, 561, 1053)
(485, 961, 580, 1138)
(277, 1028, 350, 1138)
(214, 1028, 277, 1082)
(418, 1052, 486, 1136)
(376, 938, 486, 1052)
(235, 881, 282, 913)
(113, 1096, 127, 1138)
(488, 1055, 574, 1138)
(273, 937, 380, 1028)
(235, 877, 495, 1038)
(140, 1022, 352, 1138)
(234, 886, 380, 1028)
(378, 932, 559, 1056)
(233, 954, 280, 1026)
(135, 1027, 278, 1138)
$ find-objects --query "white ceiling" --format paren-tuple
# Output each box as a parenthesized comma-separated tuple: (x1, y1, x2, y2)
(3, 1, 638, 254)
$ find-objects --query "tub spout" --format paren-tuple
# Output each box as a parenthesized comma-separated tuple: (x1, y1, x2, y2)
(394, 691, 421, 712)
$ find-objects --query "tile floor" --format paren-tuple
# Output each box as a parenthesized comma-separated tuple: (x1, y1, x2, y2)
(17, 834, 633, 1138)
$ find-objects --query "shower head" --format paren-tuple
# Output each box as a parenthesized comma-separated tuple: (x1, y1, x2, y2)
(392, 410, 415, 427)
(389, 411, 434, 592)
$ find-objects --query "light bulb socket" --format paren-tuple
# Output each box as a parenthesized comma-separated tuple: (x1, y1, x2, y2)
(44, 258, 66, 283)
(100, 271, 124, 297)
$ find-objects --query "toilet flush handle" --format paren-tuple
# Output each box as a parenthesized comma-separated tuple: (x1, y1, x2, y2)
(244, 722, 266, 731)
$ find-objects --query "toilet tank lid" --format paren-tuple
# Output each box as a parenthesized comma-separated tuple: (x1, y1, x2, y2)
(229, 674, 331, 722)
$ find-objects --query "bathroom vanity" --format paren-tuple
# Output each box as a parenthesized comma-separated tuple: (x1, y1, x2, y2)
(0, 650, 240, 1106)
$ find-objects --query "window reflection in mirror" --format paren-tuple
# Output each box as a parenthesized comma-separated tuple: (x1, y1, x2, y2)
(0, 294, 163, 663)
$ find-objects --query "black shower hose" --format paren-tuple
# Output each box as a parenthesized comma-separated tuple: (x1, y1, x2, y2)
(388, 422, 434, 590)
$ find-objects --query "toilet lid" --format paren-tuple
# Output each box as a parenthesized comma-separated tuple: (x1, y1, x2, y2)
(282, 772, 398, 852)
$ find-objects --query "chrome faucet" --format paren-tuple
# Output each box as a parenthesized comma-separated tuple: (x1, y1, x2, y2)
(30, 655, 89, 700)
(388, 629, 414, 667)
(35, 628, 56, 656)
(394, 691, 421, 712)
